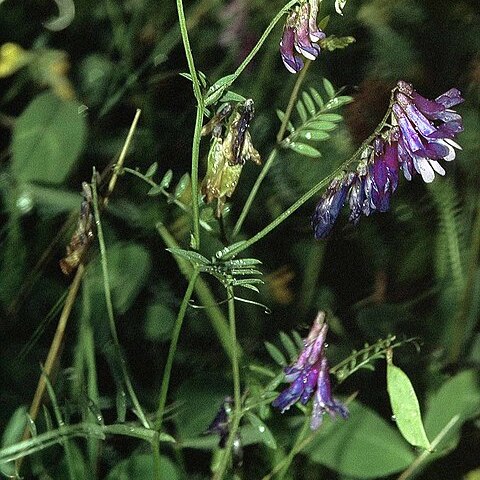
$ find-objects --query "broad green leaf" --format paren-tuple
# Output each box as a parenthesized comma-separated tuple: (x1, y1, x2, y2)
(1, 406, 27, 478)
(322, 35, 356, 51)
(205, 74, 236, 106)
(160, 169, 173, 188)
(276, 109, 294, 133)
(279, 331, 298, 362)
(325, 96, 354, 109)
(88, 242, 151, 314)
(387, 353, 431, 450)
(105, 453, 180, 480)
(11, 91, 87, 184)
(305, 401, 415, 479)
(295, 100, 308, 123)
(144, 303, 176, 341)
(322, 78, 336, 99)
(264, 341, 287, 366)
(167, 247, 210, 266)
(245, 413, 277, 449)
(424, 370, 480, 455)
(302, 91, 316, 116)
(291, 329, 304, 349)
(174, 374, 230, 439)
(288, 142, 321, 158)
(298, 130, 330, 141)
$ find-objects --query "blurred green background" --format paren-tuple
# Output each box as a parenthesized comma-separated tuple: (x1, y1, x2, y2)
(0, 0, 479, 478)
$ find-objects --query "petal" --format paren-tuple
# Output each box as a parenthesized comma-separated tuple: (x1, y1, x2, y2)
(294, 2, 320, 60)
(393, 104, 424, 155)
(280, 26, 304, 73)
(429, 160, 446, 176)
(397, 92, 436, 137)
(308, 0, 325, 42)
(427, 120, 464, 139)
(411, 91, 445, 119)
(435, 88, 464, 108)
(413, 156, 435, 183)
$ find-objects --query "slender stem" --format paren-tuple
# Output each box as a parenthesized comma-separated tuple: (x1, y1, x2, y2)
(233, 149, 277, 237)
(226, 0, 297, 89)
(17, 264, 85, 472)
(211, 285, 243, 480)
(217, 96, 396, 260)
(175, 0, 204, 249)
(156, 223, 242, 360)
(228, 286, 242, 409)
(155, 269, 200, 431)
(190, 106, 204, 249)
(105, 109, 141, 203)
(396, 415, 460, 480)
(277, 60, 311, 143)
(122, 167, 213, 232)
(231, 39, 311, 239)
(263, 415, 310, 480)
(92, 176, 150, 429)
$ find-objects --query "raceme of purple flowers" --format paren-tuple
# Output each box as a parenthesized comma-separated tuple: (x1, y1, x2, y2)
(272, 312, 348, 430)
(280, 0, 325, 73)
(312, 81, 464, 240)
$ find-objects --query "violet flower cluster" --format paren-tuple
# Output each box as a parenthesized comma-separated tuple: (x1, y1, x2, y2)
(280, 0, 325, 73)
(312, 81, 464, 239)
(272, 312, 348, 430)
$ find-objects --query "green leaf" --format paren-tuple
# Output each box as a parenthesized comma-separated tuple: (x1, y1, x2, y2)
(144, 303, 176, 341)
(316, 113, 343, 122)
(1, 406, 27, 478)
(387, 353, 431, 450)
(309, 87, 324, 109)
(11, 92, 87, 184)
(307, 120, 337, 131)
(145, 162, 158, 178)
(174, 172, 190, 198)
(167, 247, 210, 266)
(264, 341, 287, 366)
(220, 91, 246, 103)
(88, 242, 151, 314)
(305, 401, 415, 479)
(279, 331, 298, 362)
(298, 130, 331, 141)
(205, 74, 236, 106)
(325, 96, 354, 110)
(105, 453, 180, 480)
(322, 78, 336, 99)
(245, 413, 277, 449)
(288, 142, 321, 158)
(321, 35, 356, 52)
(295, 100, 308, 123)
(302, 91, 316, 116)
(159, 169, 173, 189)
(424, 370, 480, 455)
(174, 374, 230, 439)
(275, 109, 294, 133)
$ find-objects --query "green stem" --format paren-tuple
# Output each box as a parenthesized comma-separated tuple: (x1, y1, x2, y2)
(122, 167, 213, 232)
(157, 223, 242, 361)
(232, 149, 278, 238)
(231, 46, 311, 239)
(263, 415, 310, 480)
(277, 60, 311, 143)
(175, 0, 204, 249)
(155, 269, 199, 431)
(212, 288, 242, 480)
(226, 0, 298, 89)
(217, 95, 396, 261)
(91, 175, 150, 429)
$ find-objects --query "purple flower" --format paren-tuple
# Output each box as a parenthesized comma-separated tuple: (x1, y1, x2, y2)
(280, 0, 325, 73)
(370, 139, 399, 212)
(311, 356, 349, 430)
(312, 174, 353, 239)
(272, 313, 348, 430)
(393, 81, 464, 183)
